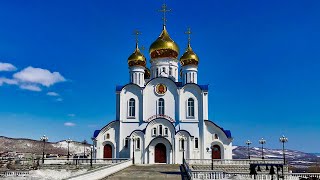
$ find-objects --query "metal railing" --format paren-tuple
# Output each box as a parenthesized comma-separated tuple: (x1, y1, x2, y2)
(186, 159, 284, 166)
(40, 158, 129, 165)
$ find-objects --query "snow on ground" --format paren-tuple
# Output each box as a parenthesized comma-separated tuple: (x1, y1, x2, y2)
(4, 169, 87, 180)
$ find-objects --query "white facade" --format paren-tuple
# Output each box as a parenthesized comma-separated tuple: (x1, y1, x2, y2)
(93, 25, 233, 164)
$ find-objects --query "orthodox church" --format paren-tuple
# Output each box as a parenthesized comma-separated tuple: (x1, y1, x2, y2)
(93, 4, 233, 164)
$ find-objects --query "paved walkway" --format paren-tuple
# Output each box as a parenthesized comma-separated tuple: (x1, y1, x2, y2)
(102, 164, 186, 180)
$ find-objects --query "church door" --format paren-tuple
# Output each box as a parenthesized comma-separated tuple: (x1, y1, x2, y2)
(155, 143, 166, 163)
(212, 145, 221, 159)
(104, 144, 112, 158)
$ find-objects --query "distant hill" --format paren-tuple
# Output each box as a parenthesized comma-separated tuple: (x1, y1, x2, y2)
(0, 136, 91, 156)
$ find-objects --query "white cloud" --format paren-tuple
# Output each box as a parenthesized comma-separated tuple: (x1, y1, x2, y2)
(47, 92, 59, 96)
(0, 77, 18, 86)
(68, 114, 76, 117)
(64, 122, 76, 127)
(13, 66, 66, 87)
(19, 84, 42, 92)
(0, 62, 17, 71)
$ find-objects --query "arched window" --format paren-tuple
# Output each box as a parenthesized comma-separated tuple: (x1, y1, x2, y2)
(106, 133, 110, 139)
(159, 125, 163, 136)
(136, 138, 140, 149)
(214, 134, 218, 139)
(195, 138, 199, 149)
(164, 127, 168, 136)
(128, 98, 135, 117)
(124, 138, 129, 148)
(187, 98, 195, 117)
(158, 98, 165, 115)
(152, 128, 157, 136)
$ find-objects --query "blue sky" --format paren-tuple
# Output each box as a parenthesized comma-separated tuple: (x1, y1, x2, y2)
(0, 0, 320, 153)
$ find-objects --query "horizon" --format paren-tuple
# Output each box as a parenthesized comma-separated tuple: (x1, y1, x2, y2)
(1, 0, 320, 153)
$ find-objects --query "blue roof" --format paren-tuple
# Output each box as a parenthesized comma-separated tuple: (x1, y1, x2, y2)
(223, 130, 232, 138)
(116, 85, 124, 91)
(116, 83, 208, 91)
(93, 130, 101, 138)
(199, 85, 209, 90)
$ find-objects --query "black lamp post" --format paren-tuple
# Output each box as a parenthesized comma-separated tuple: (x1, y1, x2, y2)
(82, 140, 87, 158)
(246, 140, 252, 159)
(90, 145, 93, 168)
(210, 146, 214, 170)
(279, 135, 288, 165)
(132, 137, 135, 164)
(66, 138, 72, 160)
(40, 135, 48, 164)
(259, 138, 266, 159)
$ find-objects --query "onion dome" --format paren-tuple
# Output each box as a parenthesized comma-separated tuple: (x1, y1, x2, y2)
(149, 25, 179, 59)
(144, 68, 151, 79)
(180, 43, 199, 66)
(128, 43, 146, 67)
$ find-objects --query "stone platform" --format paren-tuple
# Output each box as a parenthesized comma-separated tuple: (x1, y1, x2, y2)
(102, 164, 186, 180)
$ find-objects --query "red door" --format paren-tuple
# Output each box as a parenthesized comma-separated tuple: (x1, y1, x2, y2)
(155, 143, 166, 163)
(212, 145, 221, 159)
(104, 144, 112, 158)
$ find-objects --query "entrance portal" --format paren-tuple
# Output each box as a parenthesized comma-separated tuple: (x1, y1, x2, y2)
(104, 144, 112, 158)
(212, 145, 221, 159)
(155, 143, 166, 163)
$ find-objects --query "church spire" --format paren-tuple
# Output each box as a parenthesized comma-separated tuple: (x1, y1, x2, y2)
(158, 3, 171, 27)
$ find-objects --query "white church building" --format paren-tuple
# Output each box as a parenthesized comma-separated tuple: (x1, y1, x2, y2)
(93, 7, 233, 164)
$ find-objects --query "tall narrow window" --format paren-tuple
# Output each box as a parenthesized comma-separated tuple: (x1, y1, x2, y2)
(195, 138, 199, 149)
(152, 128, 157, 136)
(129, 98, 135, 117)
(188, 98, 195, 117)
(158, 98, 165, 115)
(106, 133, 110, 139)
(169, 67, 172, 76)
(136, 138, 140, 149)
(159, 125, 163, 136)
(180, 139, 185, 150)
(164, 127, 168, 136)
(124, 138, 129, 148)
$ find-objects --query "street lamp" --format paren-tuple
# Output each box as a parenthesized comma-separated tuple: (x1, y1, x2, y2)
(40, 135, 48, 164)
(259, 138, 266, 159)
(82, 140, 87, 158)
(279, 135, 288, 165)
(90, 145, 93, 168)
(132, 137, 135, 164)
(246, 140, 252, 159)
(66, 138, 72, 160)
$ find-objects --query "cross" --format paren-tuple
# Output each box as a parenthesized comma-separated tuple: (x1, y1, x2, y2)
(158, 3, 171, 26)
(185, 27, 192, 44)
(133, 29, 142, 44)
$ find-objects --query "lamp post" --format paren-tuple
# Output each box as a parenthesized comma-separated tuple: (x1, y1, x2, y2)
(210, 146, 214, 170)
(82, 140, 87, 158)
(66, 138, 72, 160)
(179, 136, 186, 163)
(259, 138, 266, 159)
(40, 135, 48, 164)
(132, 137, 135, 164)
(279, 135, 288, 165)
(246, 140, 252, 159)
(90, 145, 93, 168)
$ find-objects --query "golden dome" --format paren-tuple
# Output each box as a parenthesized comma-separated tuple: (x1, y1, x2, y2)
(180, 44, 199, 66)
(128, 44, 146, 67)
(149, 25, 179, 59)
(144, 68, 151, 79)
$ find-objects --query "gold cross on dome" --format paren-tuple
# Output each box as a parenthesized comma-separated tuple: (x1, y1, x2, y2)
(185, 27, 192, 44)
(158, 3, 171, 26)
(133, 29, 142, 44)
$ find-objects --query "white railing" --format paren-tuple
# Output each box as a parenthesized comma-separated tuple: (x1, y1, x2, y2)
(186, 159, 284, 166)
(41, 158, 129, 165)
(0, 170, 29, 177)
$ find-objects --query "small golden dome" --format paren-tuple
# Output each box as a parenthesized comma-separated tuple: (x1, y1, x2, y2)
(128, 44, 146, 67)
(144, 68, 151, 79)
(180, 44, 199, 66)
(149, 25, 179, 59)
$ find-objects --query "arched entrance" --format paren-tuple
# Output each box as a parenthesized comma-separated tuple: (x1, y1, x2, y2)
(155, 143, 166, 163)
(212, 145, 221, 159)
(103, 144, 112, 158)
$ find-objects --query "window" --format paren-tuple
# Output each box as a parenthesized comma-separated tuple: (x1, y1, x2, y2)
(136, 138, 140, 149)
(164, 127, 168, 136)
(156, 68, 159, 77)
(162, 67, 165, 74)
(152, 128, 157, 136)
(158, 98, 165, 115)
(128, 98, 135, 117)
(195, 138, 199, 149)
(169, 67, 172, 76)
(106, 133, 110, 139)
(214, 134, 219, 139)
(187, 98, 195, 117)
(159, 125, 163, 136)
(180, 139, 185, 150)
(124, 138, 129, 148)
